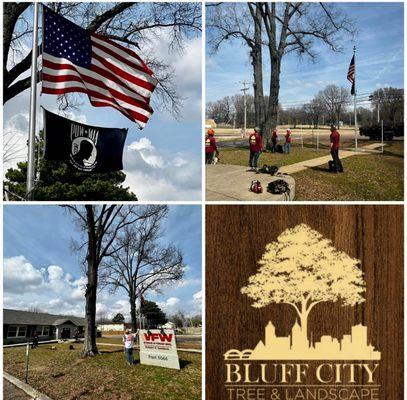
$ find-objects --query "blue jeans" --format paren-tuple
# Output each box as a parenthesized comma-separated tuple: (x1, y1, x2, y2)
(284, 142, 291, 154)
(249, 151, 260, 168)
(125, 348, 134, 364)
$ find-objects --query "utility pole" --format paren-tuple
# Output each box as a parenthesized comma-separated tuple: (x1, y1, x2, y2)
(240, 80, 249, 138)
(377, 102, 380, 124)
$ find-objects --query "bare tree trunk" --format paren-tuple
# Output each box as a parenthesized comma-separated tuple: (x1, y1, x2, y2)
(251, 4, 265, 131)
(130, 295, 137, 331)
(263, 53, 281, 146)
(83, 267, 98, 356)
(299, 311, 308, 343)
(83, 206, 98, 357)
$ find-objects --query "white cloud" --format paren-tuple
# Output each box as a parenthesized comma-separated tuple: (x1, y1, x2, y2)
(166, 297, 181, 306)
(193, 290, 202, 301)
(4, 256, 44, 292)
(128, 137, 155, 152)
(123, 140, 201, 200)
(157, 297, 182, 315)
(4, 256, 86, 316)
(175, 277, 201, 289)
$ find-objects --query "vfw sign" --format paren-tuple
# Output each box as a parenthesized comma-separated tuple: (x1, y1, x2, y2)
(139, 329, 180, 370)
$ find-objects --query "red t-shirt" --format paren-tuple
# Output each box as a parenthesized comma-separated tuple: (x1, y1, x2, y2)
(271, 132, 278, 142)
(205, 135, 217, 153)
(285, 132, 292, 143)
(330, 130, 340, 150)
(249, 132, 263, 152)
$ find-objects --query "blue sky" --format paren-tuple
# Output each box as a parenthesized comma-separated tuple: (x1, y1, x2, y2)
(3, 205, 202, 320)
(4, 3, 202, 200)
(206, 2, 404, 108)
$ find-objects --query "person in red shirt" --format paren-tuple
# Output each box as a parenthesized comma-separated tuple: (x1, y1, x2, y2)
(270, 128, 278, 153)
(284, 129, 292, 154)
(205, 129, 219, 164)
(330, 125, 343, 172)
(248, 127, 263, 173)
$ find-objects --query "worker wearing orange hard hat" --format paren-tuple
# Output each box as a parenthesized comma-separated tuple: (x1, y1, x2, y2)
(205, 129, 219, 164)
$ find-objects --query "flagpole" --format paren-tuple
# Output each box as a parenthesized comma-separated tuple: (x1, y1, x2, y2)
(26, 2, 40, 199)
(353, 45, 358, 152)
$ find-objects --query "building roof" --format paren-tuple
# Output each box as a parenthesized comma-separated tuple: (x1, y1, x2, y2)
(4, 309, 86, 327)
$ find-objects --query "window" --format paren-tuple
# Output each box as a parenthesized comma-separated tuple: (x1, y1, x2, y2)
(17, 326, 27, 337)
(40, 326, 50, 336)
(7, 326, 17, 338)
(7, 325, 27, 338)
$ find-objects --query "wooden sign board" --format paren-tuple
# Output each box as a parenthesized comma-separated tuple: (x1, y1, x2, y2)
(139, 329, 180, 370)
(206, 205, 403, 400)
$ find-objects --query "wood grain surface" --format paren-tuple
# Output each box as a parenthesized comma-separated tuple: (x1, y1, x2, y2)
(205, 205, 403, 400)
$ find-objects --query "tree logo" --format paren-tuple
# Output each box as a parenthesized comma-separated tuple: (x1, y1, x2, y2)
(224, 224, 380, 361)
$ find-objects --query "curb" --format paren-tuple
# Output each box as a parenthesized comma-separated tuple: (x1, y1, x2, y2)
(3, 372, 53, 400)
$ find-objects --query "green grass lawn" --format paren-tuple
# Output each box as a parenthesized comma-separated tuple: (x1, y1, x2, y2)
(4, 343, 201, 400)
(294, 141, 404, 201)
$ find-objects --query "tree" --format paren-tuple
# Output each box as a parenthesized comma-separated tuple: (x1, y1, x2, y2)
(4, 2, 201, 114)
(369, 87, 404, 125)
(100, 205, 185, 331)
(207, 3, 355, 143)
(189, 314, 202, 327)
(112, 313, 125, 324)
(319, 85, 351, 125)
(140, 301, 167, 328)
(96, 312, 111, 325)
(304, 94, 327, 128)
(65, 205, 160, 357)
(169, 311, 186, 328)
(241, 224, 366, 343)
(207, 3, 265, 127)
(3, 131, 137, 201)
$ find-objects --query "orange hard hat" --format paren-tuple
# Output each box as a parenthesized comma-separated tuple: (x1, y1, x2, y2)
(207, 129, 215, 135)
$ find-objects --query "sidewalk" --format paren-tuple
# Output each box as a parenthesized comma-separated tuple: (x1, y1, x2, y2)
(206, 143, 385, 201)
(3, 379, 32, 400)
(279, 143, 385, 174)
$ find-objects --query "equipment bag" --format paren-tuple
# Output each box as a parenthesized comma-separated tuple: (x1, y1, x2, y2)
(277, 144, 284, 153)
(250, 180, 263, 194)
(267, 179, 290, 195)
(261, 164, 279, 175)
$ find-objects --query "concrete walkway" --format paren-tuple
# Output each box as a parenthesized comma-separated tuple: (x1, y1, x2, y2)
(206, 143, 385, 201)
(278, 143, 385, 174)
(3, 379, 32, 400)
(3, 373, 53, 400)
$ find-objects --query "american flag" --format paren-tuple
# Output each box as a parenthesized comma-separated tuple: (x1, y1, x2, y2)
(42, 6, 158, 129)
(347, 55, 355, 95)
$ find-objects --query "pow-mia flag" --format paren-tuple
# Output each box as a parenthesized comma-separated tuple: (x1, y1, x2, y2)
(43, 109, 128, 172)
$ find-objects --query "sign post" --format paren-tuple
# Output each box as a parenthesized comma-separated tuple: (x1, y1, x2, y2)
(25, 342, 30, 383)
(139, 329, 180, 370)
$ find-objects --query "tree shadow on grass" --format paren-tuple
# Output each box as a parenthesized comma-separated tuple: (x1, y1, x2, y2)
(381, 150, 404, 159)
(308, 166, 332, 173)
(179, 359, 192, 369)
